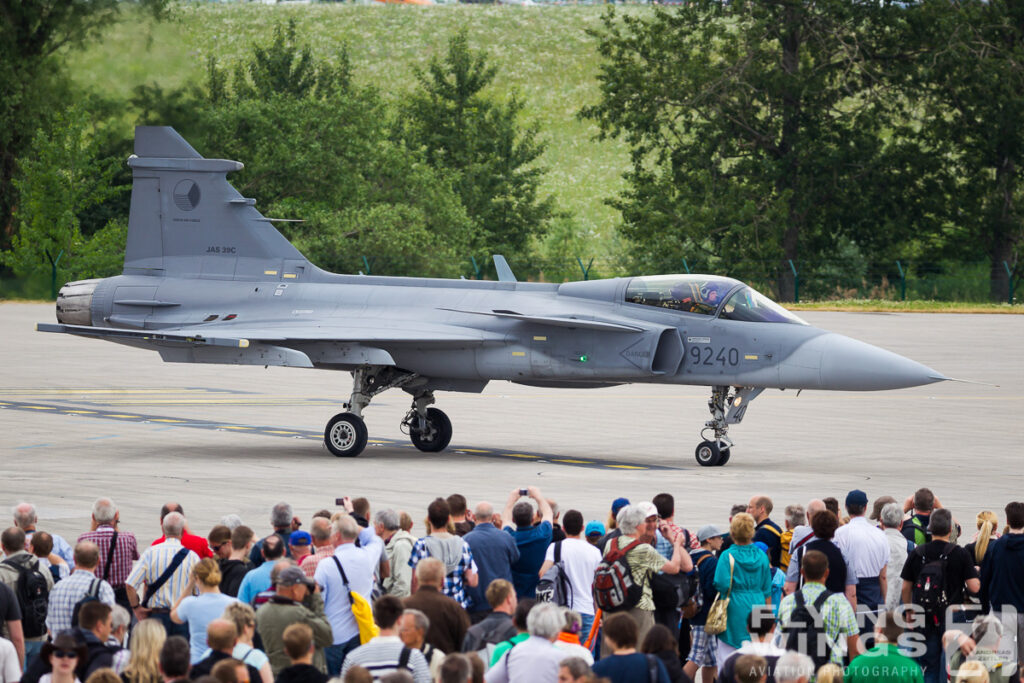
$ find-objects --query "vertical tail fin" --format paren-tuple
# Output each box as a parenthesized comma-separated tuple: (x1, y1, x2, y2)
(124, 126, 307, 279)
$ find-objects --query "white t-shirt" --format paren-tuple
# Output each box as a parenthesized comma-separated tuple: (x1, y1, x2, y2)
(543, 537, 601, 615)
(0, 637, 19, 683)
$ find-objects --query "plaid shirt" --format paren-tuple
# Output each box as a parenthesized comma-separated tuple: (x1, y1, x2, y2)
(77, 526, 139, 588)
(301, 545, 336, 578)
(408, 536, 474, 609)
(655, 522, 700, 559)
(126, 539, 199, 609)
(776, 582, 858, 666)
(46, 569, 116, 634)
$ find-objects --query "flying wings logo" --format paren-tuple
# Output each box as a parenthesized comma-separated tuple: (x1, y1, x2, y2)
(173, 180, 201, 211)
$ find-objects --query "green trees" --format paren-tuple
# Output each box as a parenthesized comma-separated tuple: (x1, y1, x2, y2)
(0, 0, 166, 244)
(584, 0, 909, 301)
(904, 0, 1024, 302)
(401, 31, 554, 270)
(584, 0, 1023, 301)
(2, 109, 126, 293)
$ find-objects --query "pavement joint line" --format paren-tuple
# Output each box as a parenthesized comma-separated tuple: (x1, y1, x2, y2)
(14, 444, 51, 449)
(0, 398, 680, 471)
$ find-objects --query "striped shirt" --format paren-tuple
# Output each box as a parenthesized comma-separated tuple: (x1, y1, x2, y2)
(45, 570, 116, 634)
(339, 636, 431, 683)
(126, 539, 199, 609)
(77, 526, 140, 587)
(301, 545, 336, 578)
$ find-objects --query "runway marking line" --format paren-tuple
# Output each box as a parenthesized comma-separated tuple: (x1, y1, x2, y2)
(0, 399, 679, 471)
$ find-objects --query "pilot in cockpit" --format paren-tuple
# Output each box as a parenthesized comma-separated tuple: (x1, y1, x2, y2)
(670, 280, 725, 314)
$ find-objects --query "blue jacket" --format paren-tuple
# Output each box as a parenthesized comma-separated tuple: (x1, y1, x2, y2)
(980, 533, 1024, 611)
(463, 523, 519, 612)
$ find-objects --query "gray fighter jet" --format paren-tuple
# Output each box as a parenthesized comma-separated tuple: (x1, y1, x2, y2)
(38, 127, 950, 466)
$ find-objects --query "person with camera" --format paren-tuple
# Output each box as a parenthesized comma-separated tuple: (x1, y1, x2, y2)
(501, 488, 554, 600)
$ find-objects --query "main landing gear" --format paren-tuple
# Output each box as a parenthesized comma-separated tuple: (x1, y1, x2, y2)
(323, 366, 452, 458)
(694, 385, 763, 467)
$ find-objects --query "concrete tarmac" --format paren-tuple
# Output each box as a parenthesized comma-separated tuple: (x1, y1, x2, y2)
(1, 302, 1021, 544)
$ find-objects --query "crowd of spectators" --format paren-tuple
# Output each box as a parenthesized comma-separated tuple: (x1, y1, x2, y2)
(0, 487, 1021, 683)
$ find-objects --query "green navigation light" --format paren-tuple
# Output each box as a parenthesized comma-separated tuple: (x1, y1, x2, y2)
(578, 355, 588, 363)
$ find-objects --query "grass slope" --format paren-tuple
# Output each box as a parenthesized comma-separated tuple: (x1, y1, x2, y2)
(70, 3, 638, 262)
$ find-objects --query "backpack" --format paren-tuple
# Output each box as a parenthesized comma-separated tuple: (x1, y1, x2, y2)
(681, 553, 712, 619)
(911, 516, 931, 546)
(913, 543, 955, 622)
(651, 570, 697, 612)
(781, 589, 834, 669)
(2, 557, 50, 638)
(71, 578, 102, 627)
(652, 530, 698, 613)
(536, 541, 572, 607)
(593, 538, 644, 613)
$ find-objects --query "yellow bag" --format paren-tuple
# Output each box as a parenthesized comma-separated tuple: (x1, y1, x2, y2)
(704, 554, 733, 636)
(331, 557, 379, 644)
(349, 589, 380, 644)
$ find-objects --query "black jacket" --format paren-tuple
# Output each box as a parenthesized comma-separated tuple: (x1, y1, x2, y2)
(275, 664, 329, 683)
(462, 611, 517, 652)
(190, 650, 261, 682)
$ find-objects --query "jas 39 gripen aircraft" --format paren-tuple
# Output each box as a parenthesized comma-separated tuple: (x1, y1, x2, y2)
(38, 127, 951, 466)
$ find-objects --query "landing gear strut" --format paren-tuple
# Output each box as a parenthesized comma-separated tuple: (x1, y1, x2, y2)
(694, 385, 763, 467)
(323, 366, 455, 458)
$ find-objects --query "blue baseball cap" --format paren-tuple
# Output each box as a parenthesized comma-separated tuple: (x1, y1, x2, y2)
(585, 521, 605, 538)
(289, 530, 312, 546)
(846, 489, 869, 507)
(611, 497, 630, 516)
(753, 541, 769, 555)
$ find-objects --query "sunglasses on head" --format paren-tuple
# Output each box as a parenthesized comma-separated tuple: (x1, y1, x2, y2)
(53, 651, 78, 659)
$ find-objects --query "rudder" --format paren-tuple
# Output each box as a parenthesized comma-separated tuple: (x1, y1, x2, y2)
(124, 126, 307, 279)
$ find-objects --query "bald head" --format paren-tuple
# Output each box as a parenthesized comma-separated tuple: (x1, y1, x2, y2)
(415, 558, 445, 589)
(206, 619, 238, 653)
(474, 502, 494, 524)
(74, 541, 101, 569)
(806, 499, 825, 524)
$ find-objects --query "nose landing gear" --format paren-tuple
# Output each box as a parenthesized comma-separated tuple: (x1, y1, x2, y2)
(694, 385, 762, 467)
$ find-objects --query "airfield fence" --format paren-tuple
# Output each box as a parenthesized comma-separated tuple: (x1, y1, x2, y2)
(2, 259, 1018, 304)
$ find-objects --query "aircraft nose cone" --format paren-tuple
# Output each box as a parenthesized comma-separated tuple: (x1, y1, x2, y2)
(809, 333, 947, 391)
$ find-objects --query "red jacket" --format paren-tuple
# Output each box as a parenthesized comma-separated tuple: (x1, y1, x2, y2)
(152, 532, 213, 559)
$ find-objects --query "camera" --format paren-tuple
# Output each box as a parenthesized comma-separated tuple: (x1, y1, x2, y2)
(519, 488, 528, 497)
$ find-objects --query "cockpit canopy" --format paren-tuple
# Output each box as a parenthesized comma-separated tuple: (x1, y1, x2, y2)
(624, 275, 807, 324)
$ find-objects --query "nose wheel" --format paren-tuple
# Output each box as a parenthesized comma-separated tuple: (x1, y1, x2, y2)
(694, 385, 760, 467)
(695, 440, 731, 467)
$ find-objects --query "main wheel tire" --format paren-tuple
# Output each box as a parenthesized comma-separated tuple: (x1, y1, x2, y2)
(695, 440, 722, 467)
(410, 407, 452, 453)
(718, 448, 731, 466)
(324, 413, 368, 457)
